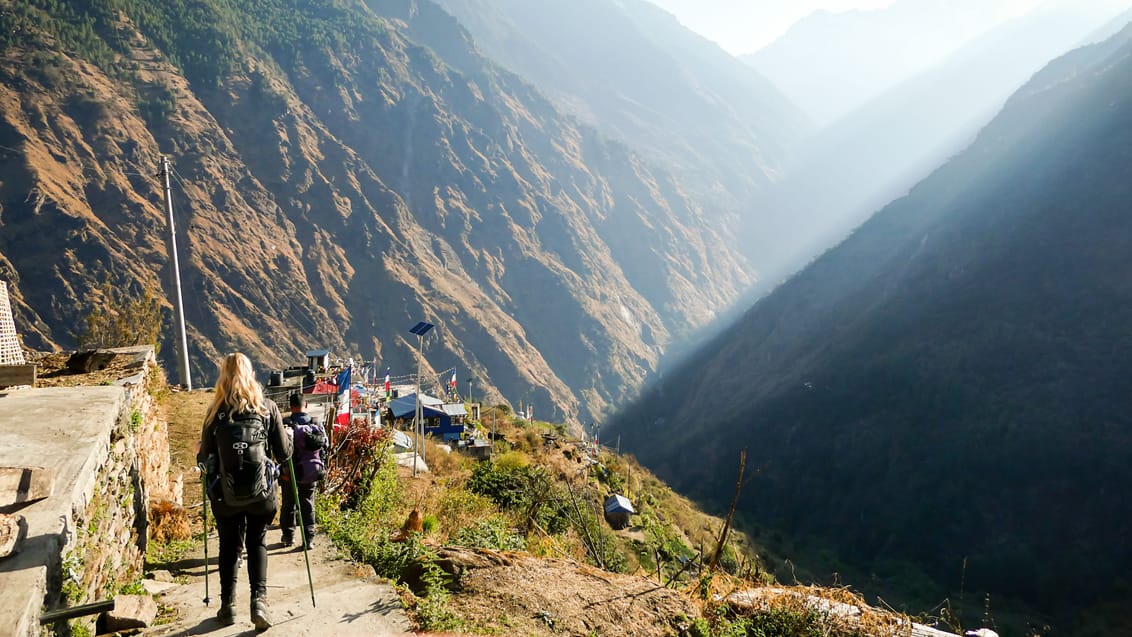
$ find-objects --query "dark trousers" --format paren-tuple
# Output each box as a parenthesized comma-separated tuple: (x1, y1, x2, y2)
(214, 508, 274, 601)
(280, 479, 316, 536)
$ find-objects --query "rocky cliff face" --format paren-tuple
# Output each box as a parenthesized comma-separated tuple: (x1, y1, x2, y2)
(431, 0, 809, 211)
(0, 0, 778, 423)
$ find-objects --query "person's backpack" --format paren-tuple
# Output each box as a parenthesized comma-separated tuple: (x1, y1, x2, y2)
(290, 414, 328, 485)
(211, 409, 276, 508)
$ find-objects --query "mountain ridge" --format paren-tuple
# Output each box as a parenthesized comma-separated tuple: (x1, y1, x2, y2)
(609, 21, 1132, 633)
(0, 0, 776, 424)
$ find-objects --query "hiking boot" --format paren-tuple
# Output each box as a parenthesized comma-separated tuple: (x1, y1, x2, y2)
(216, 598, 236, 626)
(280, 531, 293, 547)
(251, 593, 272, 631)
(304, 526, 316, 548)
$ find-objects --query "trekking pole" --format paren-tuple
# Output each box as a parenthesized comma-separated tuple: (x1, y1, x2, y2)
(198, 464, 211, 606)
(288, 456, 317, 607)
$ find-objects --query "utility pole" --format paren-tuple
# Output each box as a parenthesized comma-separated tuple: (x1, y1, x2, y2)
(408, 321, 434, 477)
(414, 338, 423, 475)
(160, 156, 192, 390)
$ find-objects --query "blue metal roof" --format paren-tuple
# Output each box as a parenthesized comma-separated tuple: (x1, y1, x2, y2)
(388, 395, 447, 419)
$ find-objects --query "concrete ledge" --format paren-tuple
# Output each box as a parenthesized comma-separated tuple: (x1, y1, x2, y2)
(0, 386, 126, 636)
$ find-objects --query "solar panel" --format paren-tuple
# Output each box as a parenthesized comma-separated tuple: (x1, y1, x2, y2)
(409, 321, 435, 336)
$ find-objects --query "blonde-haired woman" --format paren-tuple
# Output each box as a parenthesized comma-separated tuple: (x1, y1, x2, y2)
(197, 353, 291, 630)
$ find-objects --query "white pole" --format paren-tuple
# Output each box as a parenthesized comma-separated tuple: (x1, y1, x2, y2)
(413, 334, 424, 476)
(160, 156, 192, 390)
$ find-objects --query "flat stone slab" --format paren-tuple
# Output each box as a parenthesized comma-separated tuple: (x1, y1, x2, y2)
(0, 466, 55, 510)
(103, 594, 158, 631)
(0, 386, 127, 636)
(142, 579, 178, 596)
(144, 533, 413, 636)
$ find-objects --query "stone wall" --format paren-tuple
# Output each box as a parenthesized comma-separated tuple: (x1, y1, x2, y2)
(45, 347, 174, 636)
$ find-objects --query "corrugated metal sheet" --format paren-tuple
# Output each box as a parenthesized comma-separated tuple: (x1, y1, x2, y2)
(441, 403, 467, 416)
(604, 494, 635, 514)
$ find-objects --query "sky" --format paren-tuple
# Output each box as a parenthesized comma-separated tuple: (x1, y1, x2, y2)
(645, 0, 898, 55)
(644, 0, 1050, 56)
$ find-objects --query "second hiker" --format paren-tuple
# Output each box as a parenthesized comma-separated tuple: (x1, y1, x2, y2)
(280, 392, 328, 548)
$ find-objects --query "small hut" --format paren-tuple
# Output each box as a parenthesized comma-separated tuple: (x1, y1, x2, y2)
(306, 349, 331, 372)
(603, 494, 635, 530)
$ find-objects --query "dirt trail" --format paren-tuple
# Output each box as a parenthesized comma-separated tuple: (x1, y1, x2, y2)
(151, 389, 412, 635)
(144, 531, 413, 636)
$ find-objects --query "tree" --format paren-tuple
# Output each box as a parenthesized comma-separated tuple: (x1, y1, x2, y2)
(76, 278, 164, 351)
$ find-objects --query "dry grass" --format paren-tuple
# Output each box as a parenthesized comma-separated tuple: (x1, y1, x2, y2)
(149, 498, 192, 543)
(160, 388, 213, 507)
(422, 438, 471, 477)
(722, 583, 921, 637)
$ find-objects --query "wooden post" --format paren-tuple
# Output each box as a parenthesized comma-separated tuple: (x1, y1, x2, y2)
(709, 448, 747, 573)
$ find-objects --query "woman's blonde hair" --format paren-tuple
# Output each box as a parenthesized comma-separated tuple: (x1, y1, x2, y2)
(203, 352, 267, 428)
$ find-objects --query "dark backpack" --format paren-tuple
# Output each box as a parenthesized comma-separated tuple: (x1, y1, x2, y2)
(290, 415, 328, 485)
(211, 409, 276, 508)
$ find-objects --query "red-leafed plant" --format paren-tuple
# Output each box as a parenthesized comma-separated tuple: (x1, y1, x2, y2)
(324, 418, 393, 504)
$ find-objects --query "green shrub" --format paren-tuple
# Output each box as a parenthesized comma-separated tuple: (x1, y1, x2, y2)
(467, 461, 570, 534)
(119, 580, 147, 595)
(318, 452, 412, 579)
(414, 559, 463, 632)
(494, 450, 529, 470)
(435, 486, 495, 540)
(451, 516, 527, 552)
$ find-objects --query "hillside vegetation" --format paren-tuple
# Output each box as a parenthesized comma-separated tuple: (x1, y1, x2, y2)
(149, 380, 930, 636)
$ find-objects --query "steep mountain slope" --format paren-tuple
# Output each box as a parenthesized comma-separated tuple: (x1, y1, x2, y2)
(609, 23, 1132, 633)
(431, 0, 809, 211)
(0, 0, 760, 423)
(741, 2, 1130, 288)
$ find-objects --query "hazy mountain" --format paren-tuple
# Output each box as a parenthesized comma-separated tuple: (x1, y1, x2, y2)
(740, 1, 1132, 289)
(0, 0, 771, 423)
(431, 0, 810, 210)
(609, 23, 1132, 634)
(742, 0, 1029, 125)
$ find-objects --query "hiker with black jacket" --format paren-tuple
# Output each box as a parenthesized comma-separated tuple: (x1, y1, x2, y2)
(198, 352, 292, 631)
(279, 392, 328, 548)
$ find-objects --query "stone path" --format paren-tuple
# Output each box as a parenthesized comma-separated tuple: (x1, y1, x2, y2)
(144, 529, 413, 636)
